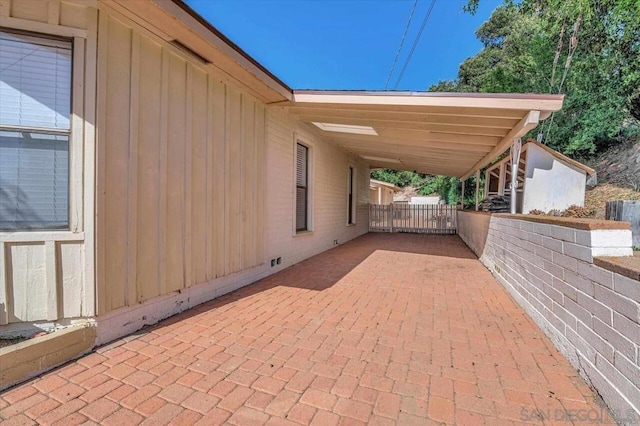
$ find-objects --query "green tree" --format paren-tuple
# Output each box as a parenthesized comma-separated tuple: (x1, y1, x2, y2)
(440, 0, 640, 154)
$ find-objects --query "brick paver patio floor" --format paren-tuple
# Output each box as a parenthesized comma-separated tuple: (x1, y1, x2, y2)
(1, 233, 612, 425)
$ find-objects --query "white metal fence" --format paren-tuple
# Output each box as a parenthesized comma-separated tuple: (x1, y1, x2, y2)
(369, 204, 457, 234)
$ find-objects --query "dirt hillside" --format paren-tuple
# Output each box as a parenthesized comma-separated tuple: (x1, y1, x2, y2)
(583, 136, 640, 218)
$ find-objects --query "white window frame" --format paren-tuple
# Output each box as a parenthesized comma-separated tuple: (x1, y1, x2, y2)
(293, 136, 314, 235)
(347, 164, 356, 226)
(0, 24, 86, 237)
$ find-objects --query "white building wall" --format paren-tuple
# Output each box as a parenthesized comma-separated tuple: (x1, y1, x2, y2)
(410, 196, 440, 205)
(265, 108, 370, 270)
(523, 144, 587, 213)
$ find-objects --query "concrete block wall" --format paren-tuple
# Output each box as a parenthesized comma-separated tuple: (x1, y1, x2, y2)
(458, 212, 639, 419)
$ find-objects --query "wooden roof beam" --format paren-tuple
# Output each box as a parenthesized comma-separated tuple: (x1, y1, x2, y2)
(283, 104, 527, 119)
(460, 110, 540, 180)
(333, 143, 491, 160)
(290, 111, 519, 129)
(347, 147, 482, 164)
(328, 137, 493, 153)
(293, 115, 510, 136)
(323, 129, 499, 146)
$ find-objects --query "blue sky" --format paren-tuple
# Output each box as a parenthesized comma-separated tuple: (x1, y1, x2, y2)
(185, 0, 501, 91)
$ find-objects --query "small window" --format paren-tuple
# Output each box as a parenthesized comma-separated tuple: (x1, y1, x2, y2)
(348, 166, 355, 225)
(295, 143, 309, 232)
(0, 30, 72, 230)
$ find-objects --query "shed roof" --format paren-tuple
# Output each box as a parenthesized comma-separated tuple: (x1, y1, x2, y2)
(525, 140, 595, 176)
(370, 179, 402, 192)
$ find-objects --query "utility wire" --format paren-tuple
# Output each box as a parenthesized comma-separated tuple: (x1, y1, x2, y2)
(393, 0, 437, 90)
(543, 16, 581, 144)
(548, 21, 566, 92)
(384, 0, 419, 90)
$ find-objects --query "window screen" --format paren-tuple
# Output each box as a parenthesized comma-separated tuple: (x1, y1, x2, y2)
(296, 143, 308, 231)
(0, 30, 71, 230)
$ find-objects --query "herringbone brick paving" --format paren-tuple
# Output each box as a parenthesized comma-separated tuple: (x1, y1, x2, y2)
(0, 234, 611, 425)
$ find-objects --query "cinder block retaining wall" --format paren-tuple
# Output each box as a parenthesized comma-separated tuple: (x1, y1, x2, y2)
(458, 211, 640, 420)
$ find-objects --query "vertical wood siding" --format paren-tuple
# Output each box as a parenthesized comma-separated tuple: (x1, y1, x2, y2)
(0, 0, 94, 326)
(96, 13, 266, 314)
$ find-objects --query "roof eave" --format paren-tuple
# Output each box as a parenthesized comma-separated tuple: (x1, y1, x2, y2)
(292, 91, 564, 112)
(164, 0, 293, 100)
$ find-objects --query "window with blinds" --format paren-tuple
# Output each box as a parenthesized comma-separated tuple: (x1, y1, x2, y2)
(348, 166, 355, 224)
(295, 143, 308, 232)
(0, 30, 71, 230)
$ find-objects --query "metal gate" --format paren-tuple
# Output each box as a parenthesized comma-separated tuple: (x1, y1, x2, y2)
(369, 204, 457, 234)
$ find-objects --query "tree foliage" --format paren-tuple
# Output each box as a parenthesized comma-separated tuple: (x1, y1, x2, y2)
(438, 0, 640, 154)
(371, 1, 639, 205)
(370, 169, 432, 188)
(370, 170, 483, 206)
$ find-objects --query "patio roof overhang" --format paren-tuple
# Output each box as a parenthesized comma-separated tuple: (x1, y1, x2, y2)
(284, 91, 564, 179)
(115, 0, 564, 179)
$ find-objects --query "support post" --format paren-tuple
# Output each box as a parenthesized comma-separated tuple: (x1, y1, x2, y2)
(510, 138, 522, 214)
(475, 170, 480, 211)
(461, 179, 465, 210)
(389, 203, 393, 233)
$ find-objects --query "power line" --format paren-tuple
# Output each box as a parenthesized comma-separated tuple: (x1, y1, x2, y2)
(384, 0, 419, 90)
(393, 0, 437, 90)
(542, 16, 581, 143)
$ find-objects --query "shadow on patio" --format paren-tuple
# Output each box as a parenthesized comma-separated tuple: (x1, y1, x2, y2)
(0, 233, 613, 425)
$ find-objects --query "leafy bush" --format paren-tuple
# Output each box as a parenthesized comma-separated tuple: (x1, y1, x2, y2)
(438, 0, 640, 155)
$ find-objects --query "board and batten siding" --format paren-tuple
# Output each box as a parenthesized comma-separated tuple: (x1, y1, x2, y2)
(1, 0, 369, 337)
(0, 0, 97, 327)
(266, 108, 370, 269)
(95, 11, 266, 315)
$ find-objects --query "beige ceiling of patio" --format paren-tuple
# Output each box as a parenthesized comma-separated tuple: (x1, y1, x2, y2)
(286, 91, 564, 179)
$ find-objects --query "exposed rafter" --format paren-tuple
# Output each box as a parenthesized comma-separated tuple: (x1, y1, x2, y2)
(291, 110, 520, 129)
(284, 104, 527, 119)
(461, 110, 541, 180)
(288, 92, 561, 177)
(328, 136, 494, 153)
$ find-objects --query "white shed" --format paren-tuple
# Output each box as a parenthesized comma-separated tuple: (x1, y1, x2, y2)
(484, 140, 595, 214)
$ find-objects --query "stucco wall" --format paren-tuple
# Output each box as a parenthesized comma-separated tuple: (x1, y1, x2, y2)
(457, 211, 491, 257)
(523, 144, 587, 213)
(459, 214, 639, 419)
